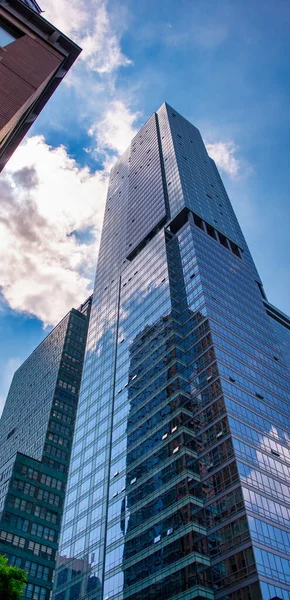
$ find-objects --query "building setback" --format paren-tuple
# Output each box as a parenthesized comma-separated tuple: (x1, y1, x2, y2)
(53, 103, 290, 600)
(0, 296, 92, 600)
(0, 0, 81, 172)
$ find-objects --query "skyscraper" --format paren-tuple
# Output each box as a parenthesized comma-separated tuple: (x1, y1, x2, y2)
(0, 0, 81, 172)
(53, 104, 290, 600)
(0, 296, 92, 600)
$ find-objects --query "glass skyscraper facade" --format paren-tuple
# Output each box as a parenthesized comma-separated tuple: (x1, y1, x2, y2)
(53, 103, 290, 600)
(0, 297, 91, 600)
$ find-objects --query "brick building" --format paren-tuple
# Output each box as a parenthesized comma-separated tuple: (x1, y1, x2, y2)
(0, 0, 81, 171)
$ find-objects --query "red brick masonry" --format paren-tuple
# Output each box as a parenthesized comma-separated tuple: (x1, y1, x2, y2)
(0, 24, 63, 144)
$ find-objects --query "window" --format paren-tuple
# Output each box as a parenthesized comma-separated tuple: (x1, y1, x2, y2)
(31, 522, 55, 541)
(34, 505, 58, 524)
(24, 561, 49, 581)
(219, 233, 228, 248)
(43, 456, 67, 473)
(25, 583, 47, 600)
(271, 449, 280, 457)
(12, 479, 36, 497)
(38, 488, 60, 507)
(21, 465, 38, 480)
(28, 540, 53, 559)
(40, 473, 62, 491)
(0, 531, 25, 548)
(8, 496, 33, 514)
(193, 213, 204, 229)
(229, 240, 241, 257)
(206, 223, 216, 239)
(8, 555, 22, 568)
(7, 427, 16, 440)
(0, 20, 21, 48)
(15, 517, 29, 532)
(69, 582, 81, 600)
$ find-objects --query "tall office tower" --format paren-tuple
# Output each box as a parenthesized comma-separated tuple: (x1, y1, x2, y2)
(53, 104, 290, 600)
(0, 0, 81, 172)
(0, 296, 92, 600)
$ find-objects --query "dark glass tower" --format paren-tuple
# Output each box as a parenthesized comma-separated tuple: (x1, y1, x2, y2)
(53, 104, 290, 600)
(0, 296, 92, 600)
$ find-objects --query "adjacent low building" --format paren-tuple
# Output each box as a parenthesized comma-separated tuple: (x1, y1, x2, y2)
(0, 296, 92, 600)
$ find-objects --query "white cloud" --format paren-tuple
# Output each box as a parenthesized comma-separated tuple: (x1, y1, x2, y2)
(0, 96, 139, 327)
(0, 136, 108, 326)
(89, 100, 140, 155)
(0, 4, 139, 331)
(42, 0, 87, 36)
(206, 140, 240, 178)
(43, 0, 132, 74)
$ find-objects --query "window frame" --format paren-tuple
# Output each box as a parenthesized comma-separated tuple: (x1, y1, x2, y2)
(0, 18, 22, 48)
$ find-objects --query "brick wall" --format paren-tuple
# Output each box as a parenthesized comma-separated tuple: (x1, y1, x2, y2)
(0, 31, 63, 141)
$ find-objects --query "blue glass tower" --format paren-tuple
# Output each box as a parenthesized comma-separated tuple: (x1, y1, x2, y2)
(53, 104, 290, 600)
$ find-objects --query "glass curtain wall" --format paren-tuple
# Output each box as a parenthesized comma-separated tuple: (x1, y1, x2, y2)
(53, 104, 290, 600)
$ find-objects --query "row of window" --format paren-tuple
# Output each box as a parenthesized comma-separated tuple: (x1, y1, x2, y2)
(7, 496, 58, 523)
(35, 504, 58, 523)
(58, 380, 77, 394)
(41, 473, 63, 491)
(44, 443, 67, 462)
(19, 465, 63, 490)
(31, 522, 56, 542)
(11, 479, 61, 506)
(43, 456, 67, 474)
(24, 583, 47, 600)
(51, 409, 73, 425)
(50, 420, 70, 436)
(53, 399, 74, 414)
(9, 555, 50, 581)
(47, 432, 69, 448)
(0, 531, 55, 558)
(38, 488, 61, 507)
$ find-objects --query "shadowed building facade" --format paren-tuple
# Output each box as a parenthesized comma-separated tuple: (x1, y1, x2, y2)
(0, 296, 92, 600)
(53, 104, 290, 600)
(0, 0, 81, 172)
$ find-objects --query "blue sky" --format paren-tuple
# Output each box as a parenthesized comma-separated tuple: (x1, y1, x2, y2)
(0, 0, 289, 413)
